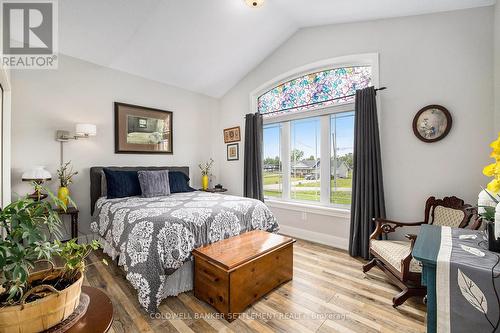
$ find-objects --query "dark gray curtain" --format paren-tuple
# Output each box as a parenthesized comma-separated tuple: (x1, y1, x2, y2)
(244, 113, 264, 201)
(349, 87, 386, 259)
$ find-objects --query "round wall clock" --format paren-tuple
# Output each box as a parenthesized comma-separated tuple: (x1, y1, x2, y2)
(412, 104, 452, 143)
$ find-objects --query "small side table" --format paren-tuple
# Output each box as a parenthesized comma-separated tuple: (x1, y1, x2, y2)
(198, 188, 228, 193)
(65, 286, 113, 333)
(55, 207, 79, 242)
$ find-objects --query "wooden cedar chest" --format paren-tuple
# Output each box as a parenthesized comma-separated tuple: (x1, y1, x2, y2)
(192, 230, 295, 321)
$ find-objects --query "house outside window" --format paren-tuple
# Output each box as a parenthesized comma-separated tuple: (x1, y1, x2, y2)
(260, 63, 372, 210)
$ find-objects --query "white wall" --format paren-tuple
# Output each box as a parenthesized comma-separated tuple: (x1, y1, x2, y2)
(0, 67, 11, 208)
(216, 7, 495, 248)
(0, 67, 11, 239)
(11, 55, 219, 237)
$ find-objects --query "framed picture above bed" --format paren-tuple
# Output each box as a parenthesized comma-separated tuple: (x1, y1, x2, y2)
(115, 102, 173, 154)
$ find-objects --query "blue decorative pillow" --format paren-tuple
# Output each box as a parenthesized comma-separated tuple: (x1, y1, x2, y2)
(103, 169, 141, 199)
(169, 171, 195, 193)
(137, 170, 171, 198)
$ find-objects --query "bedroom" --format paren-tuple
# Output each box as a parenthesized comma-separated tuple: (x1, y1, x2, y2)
(0, 0, 499, 332)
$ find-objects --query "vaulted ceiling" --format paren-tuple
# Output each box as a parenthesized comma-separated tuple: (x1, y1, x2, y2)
(59, 0, 495, 97)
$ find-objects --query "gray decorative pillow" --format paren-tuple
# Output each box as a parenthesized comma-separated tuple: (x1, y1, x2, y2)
(137, 170, 171, 198)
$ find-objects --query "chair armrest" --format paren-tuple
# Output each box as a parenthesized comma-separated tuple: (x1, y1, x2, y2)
(467, 215, 482, 230)
(404, 234, 418, 248)
(369, 218, 425, 240)
(400, 234, 419, 277)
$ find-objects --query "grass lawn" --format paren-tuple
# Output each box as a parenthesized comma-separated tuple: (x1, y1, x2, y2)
(264, 172, 352, 205)
(263, 173, 301, 185)
(265, 173, 352, 188)
(331, 191, 352, 205)
(264, 190, 282, 198)
(264, 189, 352, 205)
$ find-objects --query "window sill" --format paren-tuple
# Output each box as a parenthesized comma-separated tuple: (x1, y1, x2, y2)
(265, 199, 351, 219)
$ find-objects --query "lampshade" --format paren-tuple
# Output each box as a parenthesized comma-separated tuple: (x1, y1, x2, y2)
(75, 123, 97, 137)
(22, 166, 52, 181)
(245, 0, 264, 7)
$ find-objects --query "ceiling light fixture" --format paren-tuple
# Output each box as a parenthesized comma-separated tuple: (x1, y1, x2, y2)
(245, 0, 264, 8)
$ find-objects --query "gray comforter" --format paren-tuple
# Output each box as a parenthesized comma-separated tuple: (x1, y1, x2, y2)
(90, 191, 279, 312)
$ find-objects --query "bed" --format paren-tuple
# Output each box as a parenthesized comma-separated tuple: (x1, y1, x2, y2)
(89, 166, 279, 312)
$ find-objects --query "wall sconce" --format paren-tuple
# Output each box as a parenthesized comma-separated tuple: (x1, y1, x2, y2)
(56, 123, 97, 165)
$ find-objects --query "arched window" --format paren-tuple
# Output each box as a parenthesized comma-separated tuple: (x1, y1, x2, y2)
(259, 62, 375, 210)
(258, 66, 371, 117)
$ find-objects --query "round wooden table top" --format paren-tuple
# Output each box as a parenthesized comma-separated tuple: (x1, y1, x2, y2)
(66, 286, 113, 333)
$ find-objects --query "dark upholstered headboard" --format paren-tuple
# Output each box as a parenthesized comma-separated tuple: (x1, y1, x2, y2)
(89, 166, 189, 215)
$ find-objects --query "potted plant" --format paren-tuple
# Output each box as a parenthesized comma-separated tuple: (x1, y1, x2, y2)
(56, 161, 78, 206)
(479, 133, 500, 250)
(0, 192, 103, 333)
(198, 158, 214, 190)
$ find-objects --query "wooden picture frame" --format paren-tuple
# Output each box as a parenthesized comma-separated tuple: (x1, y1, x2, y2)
(227, 143, 239, 161)
(223, 126, 241, 143)
(115, 102, 173, 154)
(412, 104, 452, 143)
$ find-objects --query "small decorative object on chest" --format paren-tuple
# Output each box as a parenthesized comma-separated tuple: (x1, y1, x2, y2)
(199, 158, 214, 191)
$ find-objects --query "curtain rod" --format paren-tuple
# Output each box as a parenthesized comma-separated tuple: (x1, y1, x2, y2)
(248, 86, 387, 117)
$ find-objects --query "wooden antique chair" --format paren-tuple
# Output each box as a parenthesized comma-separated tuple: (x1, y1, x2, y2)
(362, 196, 481, 307)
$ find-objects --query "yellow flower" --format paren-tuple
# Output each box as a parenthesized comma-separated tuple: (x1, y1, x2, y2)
(483, 163, 497, 177)
(491, 150, 500, 161)
(487, 179, 500, 193)
(490, 133, 500, 152)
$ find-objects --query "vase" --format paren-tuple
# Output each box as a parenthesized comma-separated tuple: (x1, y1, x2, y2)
(58, 186, 69, 207)
(478, 189, 498, 215)
(202, 175, 209, 190)
(487, 221, 500, 252)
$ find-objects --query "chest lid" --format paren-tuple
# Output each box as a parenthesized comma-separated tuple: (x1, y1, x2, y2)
(192, 230, 294, 271)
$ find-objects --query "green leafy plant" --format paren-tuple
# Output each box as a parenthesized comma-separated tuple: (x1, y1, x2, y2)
(56, 161, 78, 187)
(479, 187, 500, 222)
(55, 239, 105, 283)
(0, 190, 103, 305)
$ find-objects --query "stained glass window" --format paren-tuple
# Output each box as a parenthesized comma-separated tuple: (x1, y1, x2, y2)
(258, 66, 371, 117)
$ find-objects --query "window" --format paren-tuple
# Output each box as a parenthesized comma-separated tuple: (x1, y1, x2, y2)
(263, 123, 282, 198)
(290, 117, 321, 202)
(330, 112, 354, 206)
(258, 66, 371, 116)
(261, 65, 371, 210)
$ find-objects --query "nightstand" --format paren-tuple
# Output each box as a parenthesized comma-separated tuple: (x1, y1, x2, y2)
(55, 206, 79, 243)
(198, 188, 228, 193)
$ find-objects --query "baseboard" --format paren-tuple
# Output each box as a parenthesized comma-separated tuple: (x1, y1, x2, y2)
(278, 224, 349, 250)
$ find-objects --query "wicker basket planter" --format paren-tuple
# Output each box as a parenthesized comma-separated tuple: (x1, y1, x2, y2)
(0, 265, 83, 333)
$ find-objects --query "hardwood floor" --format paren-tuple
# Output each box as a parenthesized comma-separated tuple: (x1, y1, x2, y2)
(84, 239, 426, 333)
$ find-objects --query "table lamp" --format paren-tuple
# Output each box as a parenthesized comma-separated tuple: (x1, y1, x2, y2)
(22, 166, 52, 200)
